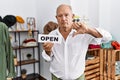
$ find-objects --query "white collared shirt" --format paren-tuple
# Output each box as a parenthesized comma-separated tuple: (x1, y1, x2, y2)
(42, 28, 112, 80)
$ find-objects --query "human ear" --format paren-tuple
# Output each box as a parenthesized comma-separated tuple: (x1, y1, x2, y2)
(55, 15, 57, 19)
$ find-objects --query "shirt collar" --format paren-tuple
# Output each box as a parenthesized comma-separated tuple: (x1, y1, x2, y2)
(55, 28, 76, 36)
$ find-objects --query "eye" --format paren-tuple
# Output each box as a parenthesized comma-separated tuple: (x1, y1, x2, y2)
(57, 15, 62, 18)
(65, 14, 69, 17)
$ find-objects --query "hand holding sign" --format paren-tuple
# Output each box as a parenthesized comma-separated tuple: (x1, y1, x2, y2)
(43, 42, 54, 56)
(38, 34, 62, 56)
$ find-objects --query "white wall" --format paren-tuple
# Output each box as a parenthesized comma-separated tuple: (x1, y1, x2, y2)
(99, 0, 112, 31)
(88, 0, 99, 27)
(0, 0, 37, 23)
(70, 0, 99, 27)
(110, 0, 120, 41)
(99, 0, 120, 42)
(70, 0, 89, 16)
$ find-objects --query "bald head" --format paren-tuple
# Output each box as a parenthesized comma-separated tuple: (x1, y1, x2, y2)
(56, 4, 73, 15)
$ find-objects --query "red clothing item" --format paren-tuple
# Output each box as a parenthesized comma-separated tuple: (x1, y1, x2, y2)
(111, 41, 120, 49)
(88, 44, 101, 49)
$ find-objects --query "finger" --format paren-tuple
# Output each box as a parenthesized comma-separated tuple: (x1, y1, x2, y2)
(77, 22, 82, 27)
(80, 22, 88, 32)
(44, 47, 51, 51)
(43, 45, 52, 51)
(43, 43, 47, 47)
(73, 32, 78, 37)
(72, 24, 77, 30)
(72, 22, 80, 30)
(72, 22, 76, 29)
(44, 42, 53, 47)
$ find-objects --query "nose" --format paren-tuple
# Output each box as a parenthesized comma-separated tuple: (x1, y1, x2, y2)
(61, 15, 66, 20)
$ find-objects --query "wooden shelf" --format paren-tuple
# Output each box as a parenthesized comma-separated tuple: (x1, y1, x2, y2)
(85, 49, 101, 80)
(13, 73, 46, 80)
(86, 57, 99, 66)
(9, 30, 39, 33)
(115, 75, 120, 80)
(10, 29, 42, 79)
(86, 49, 120, 80)
(16, 59, 39, 66)
(88, 48, 100, 51)
(13, 45, 38, 50)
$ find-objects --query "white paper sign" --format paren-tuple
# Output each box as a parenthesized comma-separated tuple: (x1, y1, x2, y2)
(38, 34, 62, 43)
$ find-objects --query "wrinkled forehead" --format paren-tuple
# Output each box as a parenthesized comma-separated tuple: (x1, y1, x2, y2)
(56, 5, 73, 15)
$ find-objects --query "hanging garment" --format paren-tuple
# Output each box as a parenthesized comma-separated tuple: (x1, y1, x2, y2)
(0, 22, 15, 80)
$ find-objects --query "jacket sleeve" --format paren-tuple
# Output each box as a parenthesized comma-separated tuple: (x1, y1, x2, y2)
(4, 24, 16, 78)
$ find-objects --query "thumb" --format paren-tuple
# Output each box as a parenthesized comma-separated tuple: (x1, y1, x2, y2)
(73, 32, 79, 37)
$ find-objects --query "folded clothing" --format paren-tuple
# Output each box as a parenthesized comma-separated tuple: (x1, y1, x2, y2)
(88, 44, 101, 49)
(111, 41, 120, 50)
(22, 38, 37, 47)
